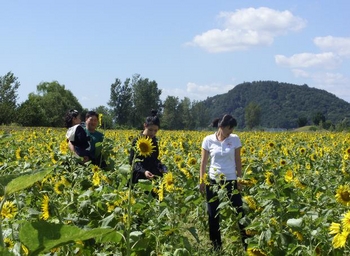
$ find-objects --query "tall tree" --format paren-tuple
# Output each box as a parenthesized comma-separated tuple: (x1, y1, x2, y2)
(0, 72, 20, 124)
(178, 97, 193, 130)
(312, 112, 326, 126)
(191, 101, 210, 129)
(162, 96, 180, 130)
(131, 74, 162, 128)
(17, 94, 47, 126)
(17, 81, 82, 127)
(108, 78, 133, 127)
(244, 102, 261, 129)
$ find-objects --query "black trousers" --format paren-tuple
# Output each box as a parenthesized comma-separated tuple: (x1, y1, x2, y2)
(206, 179, 248, 249)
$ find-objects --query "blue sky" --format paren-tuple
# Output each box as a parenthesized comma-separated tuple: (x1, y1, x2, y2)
(1, 1, 350, 109)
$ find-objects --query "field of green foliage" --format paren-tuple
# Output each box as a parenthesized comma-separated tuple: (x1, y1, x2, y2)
(0, 128, 350, 255)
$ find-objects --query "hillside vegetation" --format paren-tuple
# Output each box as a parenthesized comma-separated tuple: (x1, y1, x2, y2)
(202, 81, 350, 129)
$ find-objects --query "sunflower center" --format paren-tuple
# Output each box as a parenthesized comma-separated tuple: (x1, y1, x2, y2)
(341, 191, 350, 201)
(139, 142, 150, 153)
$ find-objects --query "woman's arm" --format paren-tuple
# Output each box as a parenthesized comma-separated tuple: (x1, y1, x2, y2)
(199, 148, 209, 194)
(235, 147, 242, 190)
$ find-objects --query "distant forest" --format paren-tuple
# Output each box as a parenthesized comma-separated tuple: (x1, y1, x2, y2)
(1, 72, 350, 130)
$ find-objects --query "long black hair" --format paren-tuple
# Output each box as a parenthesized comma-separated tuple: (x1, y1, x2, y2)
(211, 114, 237, 128)
(65, 109, 79, 128)
(145, 109, 160, 128)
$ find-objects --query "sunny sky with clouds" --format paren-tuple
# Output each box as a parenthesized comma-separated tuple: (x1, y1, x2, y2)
(1, 1, 350, 109)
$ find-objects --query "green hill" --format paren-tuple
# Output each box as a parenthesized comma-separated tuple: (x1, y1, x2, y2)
(202, 81, 350, 129)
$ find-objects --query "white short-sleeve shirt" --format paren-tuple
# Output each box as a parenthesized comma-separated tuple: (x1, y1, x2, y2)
(202, 133, 241, 180)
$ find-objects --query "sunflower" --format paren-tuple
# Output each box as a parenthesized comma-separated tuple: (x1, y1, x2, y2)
(163, 172, 175, 192)
(247, 248, 267, 256)
(284, 170, 293, 183)
(265, 172, 274, 186)
(243, 196, 257, 210)
(332, 231, 349, 249)
(345, 147, 350, 155)
(136, 136, 155, 157)
(4, 237, 14, 249)
(174, 155, 183, 163)
(157, 185, 164, 202)
(59, 140, 68, 154)
(92, 171, 101, 186)
(200, 173, 210, 186)
(50, 152, 57, 164)
(41, 194, 50, 220)
(1, 201, 18, 219)
(329, 222, 341, 235)
(293, 231, 303, 241)
(280, 159, 287, 166)
(293, 178, 306, 190)
(343, 211, 350, 231)
(335, 185, 350, 206)
(15, 148, 21, 160)
(187, 157, 197, 166)
(180, 168, 192, 179)
(54, 177, 70, 194)
(21, 244, 29, 255)
(299, 147, 306, 154)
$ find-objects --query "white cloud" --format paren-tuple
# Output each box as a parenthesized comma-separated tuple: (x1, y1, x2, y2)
(188, 7, 306, 53)
(291, 69, 350, 102)
(161, 82, 234, 101)
(275, 52, 341, 69)
(314, 36, 350, 57)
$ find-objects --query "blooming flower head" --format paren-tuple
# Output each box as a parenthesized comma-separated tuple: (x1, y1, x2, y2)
(187, 157, 197, 166)
(293, 231, 303, 241)
(345, 147, 350, 155)
(41, 194, 50, 220)
(92, 171, 101, 187)
(284, 170, 293, 183)
(163, 172, 174, 192)
(59, 140, 68, 154)
(243, 196, 257, 210)
(343, 211, 350, 231)
(247, 248, 267, 256)
(329, 222, 341, 235)
(265, 172, 274, 186)
(332, 231, 349, 249)
(1, 201, 18, 219)
(335, 185, 350, 206)
(136, 136, 155, 157)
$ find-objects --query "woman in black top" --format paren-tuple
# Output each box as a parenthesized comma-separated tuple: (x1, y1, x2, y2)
(129, 110, 166, 183)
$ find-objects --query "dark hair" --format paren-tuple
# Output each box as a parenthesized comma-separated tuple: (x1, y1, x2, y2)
(145, 109, 160, 128)
(211, 114, 237, 128)
(65, 109, 79, 128)
(86, 111, 99, 120)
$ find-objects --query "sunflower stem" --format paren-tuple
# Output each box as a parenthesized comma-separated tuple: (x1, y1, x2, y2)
(0, 195, 7, 248)
(126, 153, 136, 256)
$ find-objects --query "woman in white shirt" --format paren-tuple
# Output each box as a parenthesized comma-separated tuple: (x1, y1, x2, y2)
(199, 114, 248, 252)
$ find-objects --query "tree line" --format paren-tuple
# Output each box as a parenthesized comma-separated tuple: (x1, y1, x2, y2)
(0, 72, 210, 130)
(1, 72, 350, 130)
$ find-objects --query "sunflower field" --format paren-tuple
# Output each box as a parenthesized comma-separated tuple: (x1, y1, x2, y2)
(0, 127, 350, 256)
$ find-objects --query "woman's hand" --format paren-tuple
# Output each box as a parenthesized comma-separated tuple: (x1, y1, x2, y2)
(145, 171, 154, 179)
